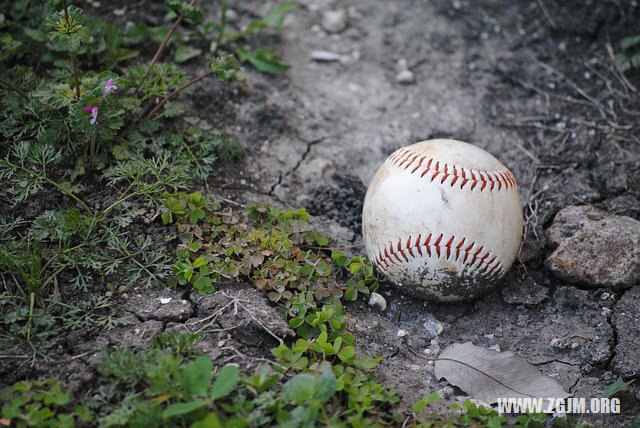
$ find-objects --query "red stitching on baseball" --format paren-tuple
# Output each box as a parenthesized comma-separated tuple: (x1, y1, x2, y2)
(388, 147, 516, 192)
(375, 234, 505, 280)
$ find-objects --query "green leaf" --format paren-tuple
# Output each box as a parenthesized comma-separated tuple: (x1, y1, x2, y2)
(181, 356, 212, 397)
(175, 45, 202, 63)
(412, 392, 440, 412)
(349, 262, 363, 274)
(162, 400, 207, 418)
(603, 377, 634, 398)
(315, 364, 337, 404)
(337, 346, 355, 362)
(316, 331, 327, 346)
(344, 288, 357, 301)
(210, 364, 239, 401)
(192, 257, 207, 269)
(191, 413, 223, 428)
(282, 373, 316, 404)
(236, 48, 290, 74)
(356, 355, 382, 370)
(261, 2, 298, 29)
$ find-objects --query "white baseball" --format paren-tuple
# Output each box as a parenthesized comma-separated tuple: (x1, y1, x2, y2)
(362, 139, 523, 302)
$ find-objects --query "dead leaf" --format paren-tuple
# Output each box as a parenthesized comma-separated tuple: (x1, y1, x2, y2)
(434, 342, 568, 406)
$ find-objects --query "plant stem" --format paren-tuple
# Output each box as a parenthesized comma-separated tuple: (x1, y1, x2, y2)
(0, 78, 29, 100)
(62, 0, 82, 99)
(89, 134, 97, 166)
(144, 0, 199, 79)
(44, 177, 92, 214)
(70, 53, 82, 100)
(145, 70, 213, 120)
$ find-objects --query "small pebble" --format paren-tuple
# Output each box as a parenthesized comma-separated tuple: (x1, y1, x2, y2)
(321, 9, 347, 33)
(397, 329, 408, 338)
(113, 7, 125, 16)
(225, 9, 238, 23)
(368, 292, 387, 311)
(395, 69, 415, 84)
(159, 297, 172, 304)
(310, 50, 343, 62)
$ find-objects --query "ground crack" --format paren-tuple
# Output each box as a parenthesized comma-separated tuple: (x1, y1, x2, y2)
(603, 288, 626, 370)
(268, 136, 325, 196)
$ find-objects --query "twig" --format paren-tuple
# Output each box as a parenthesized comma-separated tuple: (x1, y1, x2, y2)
(221, 291, 285, 345)
(144, 0, 199, 78)
(537, 0, 558, 29)
(220, 345, 288, 369)
(0, 77, 29, 100)
(145, 70, 213, 120)
(606, 41, 638, 93)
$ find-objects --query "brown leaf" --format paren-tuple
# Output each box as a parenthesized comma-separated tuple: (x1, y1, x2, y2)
(434, 342, 568, 406)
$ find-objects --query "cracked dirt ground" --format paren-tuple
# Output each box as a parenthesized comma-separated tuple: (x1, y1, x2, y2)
(5, 0, 638, 424)
(200, 0, 640, 422)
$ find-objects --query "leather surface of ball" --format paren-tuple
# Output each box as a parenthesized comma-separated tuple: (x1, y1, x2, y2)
(362, 139, 523, 302)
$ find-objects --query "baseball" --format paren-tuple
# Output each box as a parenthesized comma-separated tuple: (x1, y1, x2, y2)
(362, 139, 523, 302)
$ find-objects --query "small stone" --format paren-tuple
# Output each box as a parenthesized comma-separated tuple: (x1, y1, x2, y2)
(368, 292, 387, 311)
(395, 69, 415, 84)
(397, 329, 407, 338)
(545, 205, 640, 288)
(489, 344, 501, 352)
(159, 297, 172, 304)
(484, 333, 495, 339)
(601, 292, 610, 300)
(209, 41, 218, 53)
(113, 7, 125, 16)
(321, 9, 347, 34)
(225, 9, 238, 23)
(310, 50, 343, 62)
(422, 314, 444, 338)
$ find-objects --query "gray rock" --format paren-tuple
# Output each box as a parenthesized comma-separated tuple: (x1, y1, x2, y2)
(610, 286, 640, 377)
(545, 205, 640, 288)
(321, 9, 347, 33)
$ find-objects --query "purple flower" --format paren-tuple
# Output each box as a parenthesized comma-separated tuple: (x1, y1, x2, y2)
(84, 106, 92, 113)
(102, 78, 118, 99)
(90, 106, 98, 125)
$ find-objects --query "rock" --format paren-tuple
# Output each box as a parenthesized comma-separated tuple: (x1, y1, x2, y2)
(545, 205, 640, 288)
(395, 69, 415, 84)
(397, 329, 408, 337)
(422, 314, 444, 338)
(321, 9, 347, 33)
(501, 276, 549, 305)
(368, 292, 387, 311)
(611, 287, 640, 377)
